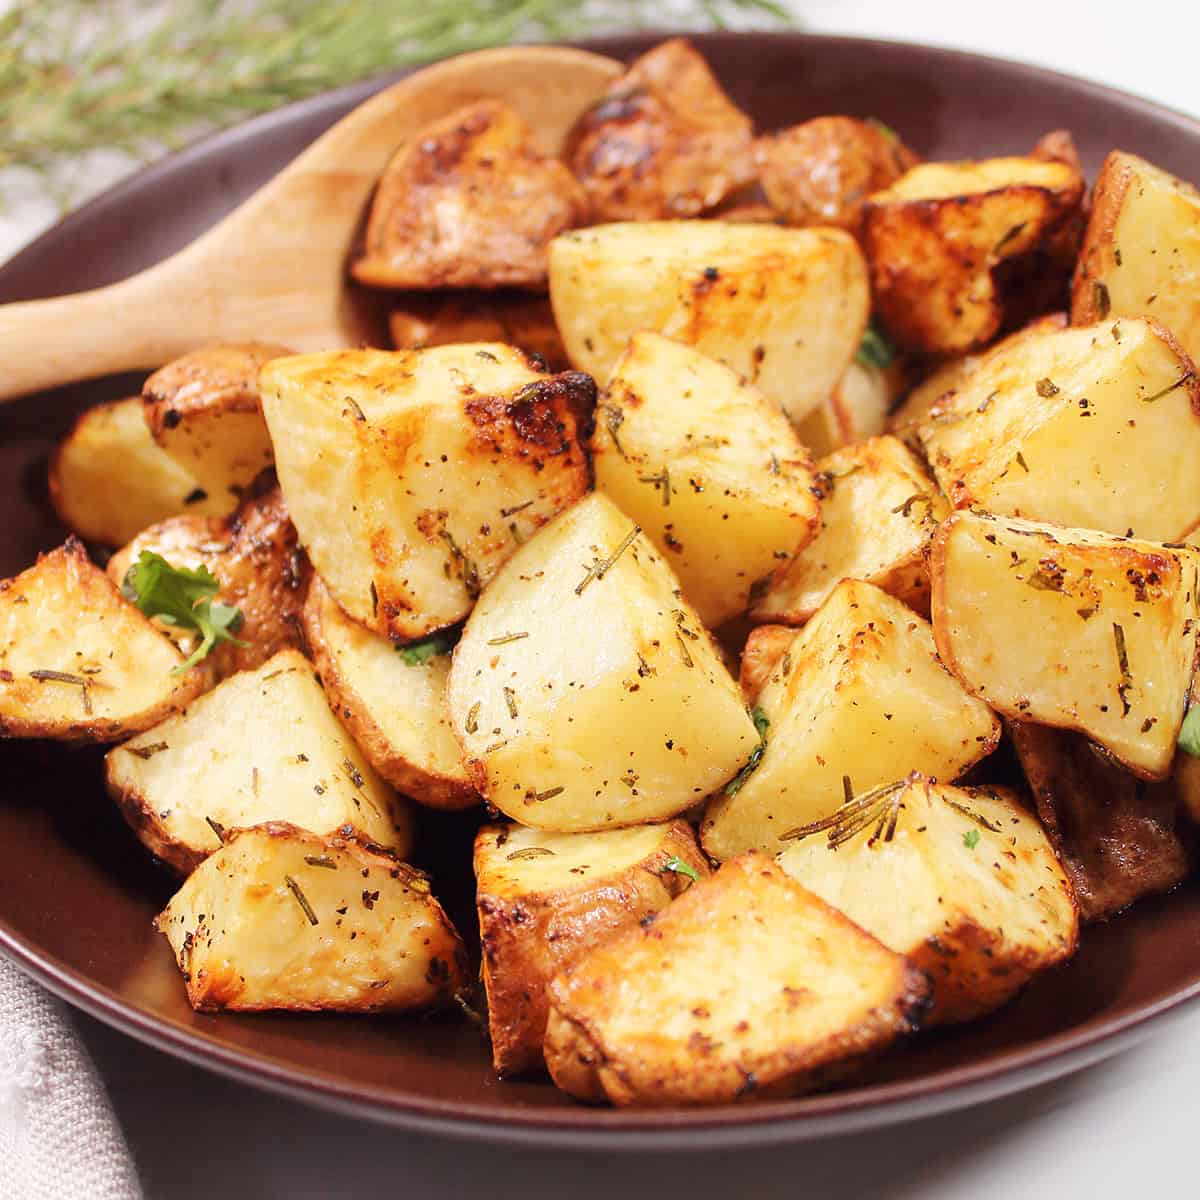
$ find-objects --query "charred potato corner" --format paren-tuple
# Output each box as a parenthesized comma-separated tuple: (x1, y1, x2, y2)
(15, 37, 1200, 1109)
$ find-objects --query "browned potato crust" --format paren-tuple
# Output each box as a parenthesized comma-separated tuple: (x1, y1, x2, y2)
(739, 624, 795, 704)
(544, 853, 928, 1106)
(353, 100, 587, 290)
(755, 116, 919, 233)
(566, 38, 755, 221)
(107, 486, 304, 682)
(475, 821, 708, 1076)
(388, 291, 569, 370)
(0, 539, 204, 741)
(1011, 722, 1191, 922)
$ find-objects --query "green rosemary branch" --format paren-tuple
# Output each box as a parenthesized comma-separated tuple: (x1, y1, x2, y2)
(0, 0, 789, 206)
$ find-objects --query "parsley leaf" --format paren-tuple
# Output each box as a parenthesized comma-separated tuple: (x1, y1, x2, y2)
(121, 551, 244, 673)
(395, 631, 456, 665)
(662, 855, 700, 884)
(855, 323, 896, 371)
(1180, 706, 1200, 758)
(963, 829, 981, 850)
(725, 707, 770, 797)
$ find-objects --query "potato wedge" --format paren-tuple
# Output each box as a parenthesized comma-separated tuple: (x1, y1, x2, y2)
(353, 100, 587, 290)
(565, 38, 755, 222)
(143, 343, 287, 500)
(260, 346, 594, 641)
(49, 396, 227, 546)
(475, 820, 709, 1076)
(754, 115, 919, 233)
(301, 575, 475, 809)
(795, 359, 898, 458)
(105, 648, 412, 875)
(544, 852, 927, 1106)
(1011, 722, 1190, 922)
(388, 291, 568, 371)
(863, 155, 1083, 355)
(778, 775, 1078, 1025)
(931, 511, 1199, 779)
(156, 822, 465, 1013)
(448, 493, 759, 831)
(703, 579, 1000, 860)
(919, 318, 1200, 540)
(751, 436, 947, 626)
(591, 333, 820, 627)
(549, 221, 869, 426)
(0, 539, 203, 741)
(739, 624, 795, 704)
(1073, 151, 1200, 365)
(107, 486, 304, 681)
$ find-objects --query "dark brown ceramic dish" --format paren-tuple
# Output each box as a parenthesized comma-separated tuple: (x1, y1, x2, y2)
(1, 32, 1199, 1149)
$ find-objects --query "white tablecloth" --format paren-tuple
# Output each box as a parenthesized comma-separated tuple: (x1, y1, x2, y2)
(4, 3, 1199, 1197)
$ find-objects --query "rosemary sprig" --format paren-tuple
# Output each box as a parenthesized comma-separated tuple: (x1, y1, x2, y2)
(778, 779, 907, 848)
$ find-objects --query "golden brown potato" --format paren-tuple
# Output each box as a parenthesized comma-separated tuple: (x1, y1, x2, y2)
(0, 539, 203, 742)
(388, 291, 568, 371)
(353, 100, 587, 290)
(143, 343, 287, 500)
(49, 396, 228, 546)
(107, 486, 303, 681)
(301, 575, 475, 810)
(704, 579, 1000, 860)
(156, 822, 465, 1013)
(105, 647, 413, 875)
(260, 346, 594, 641)
(565, 38, 755, 222)
(796, 359, 902, 458)
(919, 318, 1200, 540)
(591, 332, 820, 627)
(549, 221, 869, 426)
(1072, 151, 1200, 366)
(447, 493, 759, 832)
(863, 155, 1084, 355)
(739, 624, 796, 704)
(544, 852, 927, 1106)
(931, 511, 1199, 779)
(475, 820, 708, 1076)
(1011, 722, 1191, 922)
(755, 116, 919, 233)
(778, 775, 1078, 1025)
(751, 436, 948, 626)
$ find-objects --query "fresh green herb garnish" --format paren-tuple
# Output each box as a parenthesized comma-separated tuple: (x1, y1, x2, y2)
(1179, 706, 1200, 758)
(395, 631, 455, 665)
(662, 855, 700, 884)
(963, 829, 981, 850)
(121, 551, 244, 672)
(725, 708, 769, 797)
(855, 323, 895, 371)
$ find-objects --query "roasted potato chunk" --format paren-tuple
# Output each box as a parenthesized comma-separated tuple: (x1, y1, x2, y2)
(1011, 722, 1191, 922)
(1073, 151, 1200, 366)
(143, 343, 287, 500)
(755, 116, 919, 233)
(739, 624, 796, 704)
(388, 291, 568, 371)
(565, 38, 755, 222)
(863, 155, 1084, 355)
(475, 820, 709, 1076)
(156, 822, 465, 1013)
(353, 100, 587, 290)
(448, 493, 759, 832)
(0, 539, 203, 741)
(591, 333, 820, 627)
(544, 852, 927, 1106)
(919, 318, 1200, 540)
(301, 575, 475, 810)
(751, 436, 947, 626)
(105, 648, 413, 875)
(549, 221, 869, 425)
(49, 396, 227, 546)
(778, 775, 1078, 1025)
(931, 511, 1199, 779)
(260, 346, 594, 641)
(796, 359, 899, 458)
(703, 579, 1000, 860)
(107, 486, 303, 681)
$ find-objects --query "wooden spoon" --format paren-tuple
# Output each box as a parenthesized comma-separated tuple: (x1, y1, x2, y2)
(0, 46, 620, 403)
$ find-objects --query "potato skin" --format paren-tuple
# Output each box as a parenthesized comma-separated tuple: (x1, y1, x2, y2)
(566, 38, 755, 221)
(739, 625, 795, 704)
(475, 821, 708, 1076)
(354, 100, 587, 290)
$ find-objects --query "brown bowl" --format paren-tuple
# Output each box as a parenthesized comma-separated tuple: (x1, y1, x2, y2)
(1, 31, 1199, 1149)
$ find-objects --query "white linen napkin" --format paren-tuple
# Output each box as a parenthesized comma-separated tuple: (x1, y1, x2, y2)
(0, 956, 143, 1200)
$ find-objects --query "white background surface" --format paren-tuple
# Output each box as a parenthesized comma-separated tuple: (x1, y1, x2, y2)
(5, 3, 1200, 1197)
